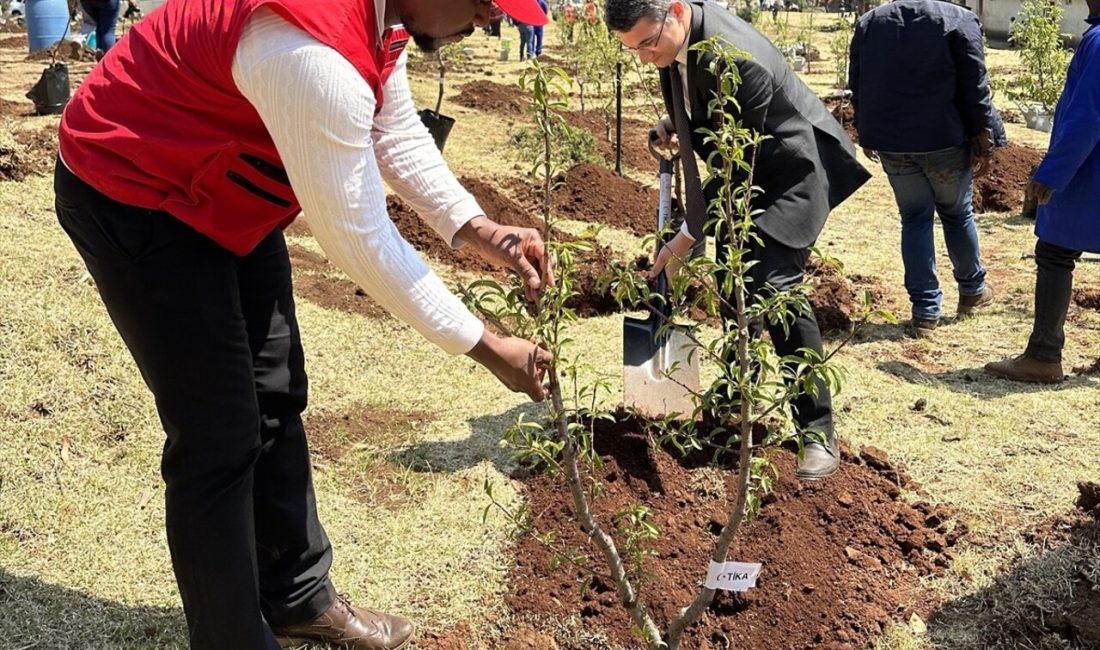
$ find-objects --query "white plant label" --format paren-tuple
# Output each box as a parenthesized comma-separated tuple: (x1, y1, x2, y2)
(705, 561, 762, 592)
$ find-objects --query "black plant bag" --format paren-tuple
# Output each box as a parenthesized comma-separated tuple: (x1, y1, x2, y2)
(416, 52, 454, 153)
(26, 62, 70, 116)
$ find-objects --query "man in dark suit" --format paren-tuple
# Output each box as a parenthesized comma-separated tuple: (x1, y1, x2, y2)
(605, 0, 870, 480)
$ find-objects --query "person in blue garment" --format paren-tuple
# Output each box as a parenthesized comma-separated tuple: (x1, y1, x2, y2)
(79, 0, 121, 54)
(985, 0, 1100, 383)
(529, 0, 549, 57)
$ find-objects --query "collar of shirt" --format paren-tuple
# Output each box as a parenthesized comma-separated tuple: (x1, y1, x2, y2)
(1087, 15, 1100, 26)
(674, 20, 691, 67)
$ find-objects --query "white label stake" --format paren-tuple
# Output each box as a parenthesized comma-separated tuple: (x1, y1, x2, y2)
(705, 561, 762, 592)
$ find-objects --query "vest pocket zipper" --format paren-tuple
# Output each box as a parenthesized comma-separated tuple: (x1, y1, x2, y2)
(225, 170, 292, 208)
(238, 153, 291, 186)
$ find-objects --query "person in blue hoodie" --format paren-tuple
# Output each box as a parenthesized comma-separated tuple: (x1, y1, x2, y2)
(986, 1, 1100, 383)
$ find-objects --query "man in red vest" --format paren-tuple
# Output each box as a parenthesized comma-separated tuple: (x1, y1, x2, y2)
(53, 0, 549, 649)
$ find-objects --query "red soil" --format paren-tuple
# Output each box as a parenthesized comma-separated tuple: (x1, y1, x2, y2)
(451, 80, 528, 116)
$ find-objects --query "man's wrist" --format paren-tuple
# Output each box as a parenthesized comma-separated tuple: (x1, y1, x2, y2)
(456, 215, 494, 248)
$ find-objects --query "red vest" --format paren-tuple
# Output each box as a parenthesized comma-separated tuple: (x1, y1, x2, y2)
(59, 0, 407, 255)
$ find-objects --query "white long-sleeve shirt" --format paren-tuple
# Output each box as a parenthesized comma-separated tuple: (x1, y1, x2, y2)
(232, 8, 486, 355)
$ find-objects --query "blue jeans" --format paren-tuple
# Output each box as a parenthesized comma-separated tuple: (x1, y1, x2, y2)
(516, 25, 532, 59)
(80, 0, 120, 52)
(880, 145, 987, 320)
(529, 25, 544, 56)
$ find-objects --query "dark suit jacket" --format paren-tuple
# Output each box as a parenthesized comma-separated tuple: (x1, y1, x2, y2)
(661, 2, 870, 249)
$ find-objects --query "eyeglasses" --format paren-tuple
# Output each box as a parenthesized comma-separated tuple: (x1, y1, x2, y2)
(625, 7, 670, 52)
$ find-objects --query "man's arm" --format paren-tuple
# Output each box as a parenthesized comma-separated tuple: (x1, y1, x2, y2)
(949, 13, 996, 145)
(1033, 40, 1100, 193)
(232, 14, 483, 355)
(371, 52, 485, 249)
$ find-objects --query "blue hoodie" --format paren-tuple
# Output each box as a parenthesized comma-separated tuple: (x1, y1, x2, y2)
(1034, 17, 1100, 253)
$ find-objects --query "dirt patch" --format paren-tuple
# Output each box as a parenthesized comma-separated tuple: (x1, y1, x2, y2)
(451, 80, 527, 116)
(287, 243, 388, 320)
(1077, 482, 1100, 522)
(1072, 288, 1100, 311)
(564, 110, 656, 172)
(550, 162, 660, 237)
(972, 143, 1044, 214)
(0, 97, 32, 118)
(26, 40, 98, 62)
(389, 180, 624, 318)
(282, 219, 312, 238)
(508, 414, 962, 649)
(822, 96, 858, 144)
(806, 259, 885, 336)
(0, 34, 27, 49)
(0, 127, 57, 182)
(304, 404, 433, 462)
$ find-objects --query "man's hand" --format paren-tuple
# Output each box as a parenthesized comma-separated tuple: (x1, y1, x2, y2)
(971, 129, 994, 179)
(653, 116, 679, 151)
(862, 147, 880, 163)
(459, 216, 555, 302)
(1028, 178, 1054, 206)
(466, 331, 553, 402)
(647, 231, 696, 284)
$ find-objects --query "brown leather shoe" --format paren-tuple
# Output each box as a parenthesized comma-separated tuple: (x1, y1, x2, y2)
(272, 595, 414, 650)
(984, 353, 1064, 384)
(908, 318, 939, 339)
(958, 285, 995, 316)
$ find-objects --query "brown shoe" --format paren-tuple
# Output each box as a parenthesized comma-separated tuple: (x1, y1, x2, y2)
(958, 285, 995, 316)
(272, 595, 414, 650)
(984, 353, 1064, 384)
(908, 318, 939, 339)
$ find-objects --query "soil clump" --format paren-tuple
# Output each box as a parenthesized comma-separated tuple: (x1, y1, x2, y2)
(388, 179, 623, 317)
(287, 243, 388, 320)
(451, 80, 527, 116)
(0, 34, 27, 49)
(564, 110, 656, 172)
(508, 414, 963, 649)
(972, 143, 1044, 214)
(806, 258, 885, 336)
(26, 40, 97, 62)
(0, 127, 57, 182)
(823, 96, 858, 144)
(548, 162, 660, 237)
(1072, 288, 1100, 311)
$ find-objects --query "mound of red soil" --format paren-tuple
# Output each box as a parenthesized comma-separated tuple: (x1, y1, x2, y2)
(388, 179, 624, 318)
(1072, 288, 1100, 311)
(1077, 482, 1100, 522)
(26, 39, 97, 62)
(823, 96, 858, 144)
(287, 244, 388, 319)
(451, 80, 527, 116)
(0, 97, 30, 118)
(564, 110, 657, 172)
(0, 34, 27, 49)
(0, 128, 57, 182)
(550, 162, 660, 237)
(508, 416, 962, 649)
(972, 143, 1044, 214)
(806, 258, 885, 336)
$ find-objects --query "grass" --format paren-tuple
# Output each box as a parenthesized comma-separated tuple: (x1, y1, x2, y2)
(2, 12, 1098, 650)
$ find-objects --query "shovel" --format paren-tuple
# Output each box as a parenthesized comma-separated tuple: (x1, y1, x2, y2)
(623, 132, 701, 418)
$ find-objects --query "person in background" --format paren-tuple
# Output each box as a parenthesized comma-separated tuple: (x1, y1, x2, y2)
(487, 1, 504, 37)
(986, 0, 1100, 383)
(78, 0, 121, 54)
(54, 0, 551, 648)
(516, 19, 533, 59)
(849, 0, 1002, 339)
(529, 0, 549, 57)
(605, 0, 871, 481)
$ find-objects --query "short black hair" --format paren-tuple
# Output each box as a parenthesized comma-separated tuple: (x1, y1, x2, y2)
(605, 0, 671, 32)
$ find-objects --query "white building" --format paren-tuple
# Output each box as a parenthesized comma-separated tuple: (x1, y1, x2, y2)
(966, 0, 1091, 44)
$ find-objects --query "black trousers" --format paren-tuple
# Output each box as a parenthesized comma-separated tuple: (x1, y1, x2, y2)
(54, 162, 334, 650)
(715, 230, 834, 438)
(1026, 238, 1083, 363)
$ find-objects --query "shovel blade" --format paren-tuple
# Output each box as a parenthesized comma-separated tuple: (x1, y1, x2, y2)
(623, 315, 699, 418)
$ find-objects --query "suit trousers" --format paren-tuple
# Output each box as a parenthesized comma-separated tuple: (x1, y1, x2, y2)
(714, 229, 835, 438)
(54, 161, 334, 650)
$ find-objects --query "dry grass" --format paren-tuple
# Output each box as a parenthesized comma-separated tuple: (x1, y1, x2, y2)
(1, 13, 1097, 650)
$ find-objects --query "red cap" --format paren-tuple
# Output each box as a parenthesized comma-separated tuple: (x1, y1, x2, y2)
(495, 0, 549, 26)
